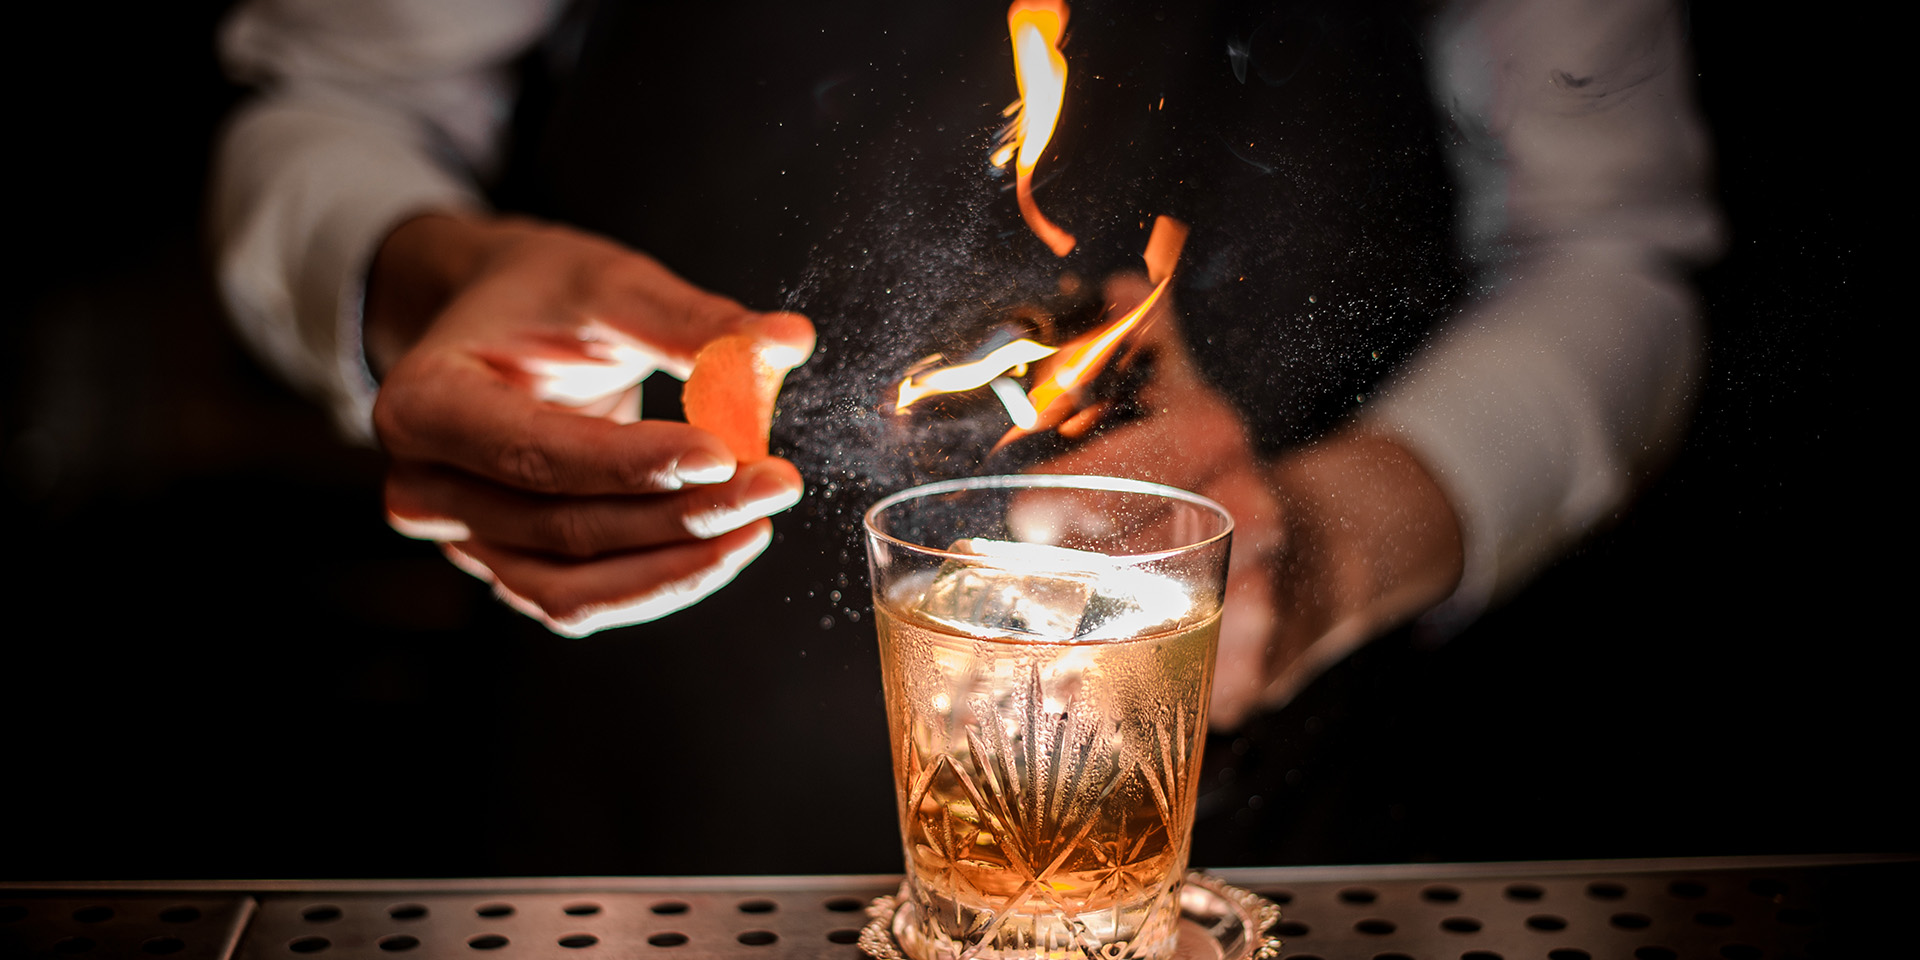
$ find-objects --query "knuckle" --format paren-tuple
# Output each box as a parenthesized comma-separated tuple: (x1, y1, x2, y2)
(614, 453, 671, 492)
(539, 506, 610, 558)
(369, 356, 442, 453)
(370, 386, 411, 452)
(493, 435, 564, 492)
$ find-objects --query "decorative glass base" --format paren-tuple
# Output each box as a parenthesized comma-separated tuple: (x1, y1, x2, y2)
(859, 873, 1282, 960)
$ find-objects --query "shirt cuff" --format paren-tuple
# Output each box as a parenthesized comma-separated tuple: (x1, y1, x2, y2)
(1362, 244, 1702, 634)
(215, 92, 485, 443)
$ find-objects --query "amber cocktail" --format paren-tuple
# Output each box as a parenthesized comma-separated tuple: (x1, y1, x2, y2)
(865, 475, 1232, 960)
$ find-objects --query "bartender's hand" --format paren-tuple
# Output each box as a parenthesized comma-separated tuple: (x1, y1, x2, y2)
(1035, 275, 1464, 728)
(365, 213, 815, 636)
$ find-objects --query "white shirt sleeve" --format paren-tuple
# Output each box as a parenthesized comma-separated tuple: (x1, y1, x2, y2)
(1365, 0, 1724, 626)
(210, 0, 563, 442)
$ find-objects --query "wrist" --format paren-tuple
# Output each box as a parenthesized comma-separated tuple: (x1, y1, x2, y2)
(363, 212, 508, 377)
(1270, 429, 1465, 633)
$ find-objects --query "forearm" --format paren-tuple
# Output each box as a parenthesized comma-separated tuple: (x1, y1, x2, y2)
(1271, 431, 1464, 634)
(1366, 244, 1703, 619)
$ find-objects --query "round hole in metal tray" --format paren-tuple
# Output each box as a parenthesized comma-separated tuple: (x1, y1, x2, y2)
(1586, 881, 1627, 901)
(1373, 953, 1415, 960)
(1273, 921, 1309, 937)
(141, 937, 186, 955)
(389, 904, 428, 921)
(738, 899, 777, 914)
(563, 903, 601, 917)
(1354, 918, 1395, 935)
(824, 897, 865, 912)
(827, 929, 861, 944)
(1337, 887, 1377, 905)
(648, 932, 688, 947)
(1461, 952, 1503, 960)
(650, 901, 690, 916)
(737, 930, 778, 946)
(1439, 916, 1481, 934)
(71, 906, 113, 924)
(475, 903, 514, 919)
(1632, 948, 1676, 960)
(301, 906, 342, 924)
(1526, 914, 1567, 931)
(1504, 883, 1544, 902)
(159, 907, 201, 924)
(1693, 910, 1734, 927)
(288, 937, 330, 954)
(1419, 884, 1461, 903)
(1610, 912, 1652, 930)
(53, 936, 96, 954)
(468, 934, 508, 950)
(1547, 950, 1590, 960)
(378, 934, 420, 952)
(1668, 880, 1707, 899)
(559, 934, 599, 949)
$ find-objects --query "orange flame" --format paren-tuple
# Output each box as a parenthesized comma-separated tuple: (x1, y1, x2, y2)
(892, 217, 1189, 440)
(994, 216, 1188, 445)
(1002, 0, 1076, 257)
(1026, 274, 1170, 418)
(894, 338, 1058, 411)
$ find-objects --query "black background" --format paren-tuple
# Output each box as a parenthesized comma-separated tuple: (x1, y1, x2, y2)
(2, 2, 1902, 879)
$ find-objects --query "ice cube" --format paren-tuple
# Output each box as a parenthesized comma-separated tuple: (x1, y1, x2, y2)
(913, 539, 1191, 642)
(1072, 565, 1192, 641)
(914, 539, 1108, 640)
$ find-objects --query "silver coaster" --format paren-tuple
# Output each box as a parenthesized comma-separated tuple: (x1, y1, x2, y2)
(859, 873, 1282, 960)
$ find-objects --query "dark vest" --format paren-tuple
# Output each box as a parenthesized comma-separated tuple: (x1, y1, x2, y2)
(489, 0, 1460, 874)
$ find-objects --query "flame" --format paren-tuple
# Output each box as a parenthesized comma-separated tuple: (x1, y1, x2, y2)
(891, 217, 1188, 438)
(1002, 0, 1076, 257)
(894, 337, 1058, 411)
(989, 376, 1041, 429)
(1026, 275, 1170, 418)
(1141, 214, 1188, 286)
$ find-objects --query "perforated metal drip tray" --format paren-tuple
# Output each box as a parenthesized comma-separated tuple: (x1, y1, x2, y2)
(4, 855, 1907, 960)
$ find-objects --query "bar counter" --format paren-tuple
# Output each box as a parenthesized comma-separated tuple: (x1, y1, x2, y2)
(5, 854, 1907, 959)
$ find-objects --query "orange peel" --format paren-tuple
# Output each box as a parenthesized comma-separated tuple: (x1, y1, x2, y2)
(683, 320, 811, 462)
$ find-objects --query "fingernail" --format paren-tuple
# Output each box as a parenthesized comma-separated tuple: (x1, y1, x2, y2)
(741, 466, 804, 515)
(389, 513, 471, 543)
(674, 450, 736, 485)
(684, 467, 802, 539)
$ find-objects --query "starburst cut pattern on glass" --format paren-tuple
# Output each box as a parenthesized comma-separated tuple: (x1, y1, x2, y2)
(902, 662, 1203, 959)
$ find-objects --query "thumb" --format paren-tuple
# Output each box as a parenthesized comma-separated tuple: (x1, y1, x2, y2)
(735, 311, 817, 372)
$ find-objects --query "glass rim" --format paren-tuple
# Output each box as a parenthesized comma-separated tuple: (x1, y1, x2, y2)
(863, 473, 1234, 563)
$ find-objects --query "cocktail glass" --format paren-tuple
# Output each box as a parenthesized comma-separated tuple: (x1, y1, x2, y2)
(864, 474, 1232, 960)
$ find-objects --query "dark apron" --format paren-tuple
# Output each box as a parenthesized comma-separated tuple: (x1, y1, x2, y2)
(488, 0, 1461, 873)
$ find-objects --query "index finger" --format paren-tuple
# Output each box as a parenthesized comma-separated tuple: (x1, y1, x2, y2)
(375, 355, 740, 495)
(592, 252, 815, 375)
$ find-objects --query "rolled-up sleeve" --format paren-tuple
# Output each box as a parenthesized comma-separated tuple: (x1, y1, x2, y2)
(1366, 0, 1724, 625)
(210, 0, 560, 441)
